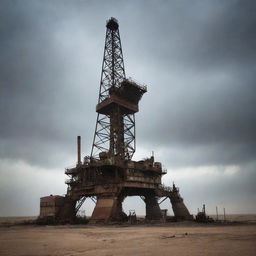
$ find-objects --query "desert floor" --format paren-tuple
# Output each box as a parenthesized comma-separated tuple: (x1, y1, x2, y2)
(0, 218, 256, 256)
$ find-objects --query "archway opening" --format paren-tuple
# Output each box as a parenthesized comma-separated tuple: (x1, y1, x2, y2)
(122, 196, 145, 218)
(76, 197, 96, 218)
(158, 197, 174, 218)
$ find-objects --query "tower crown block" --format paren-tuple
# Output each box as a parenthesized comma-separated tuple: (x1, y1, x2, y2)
(106, 17, 119, 30)
(96, 79, 147, 115)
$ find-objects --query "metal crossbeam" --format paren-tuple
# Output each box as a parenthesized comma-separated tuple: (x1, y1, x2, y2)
(75, 196, 86, 213)
(158, 197, 168, 205)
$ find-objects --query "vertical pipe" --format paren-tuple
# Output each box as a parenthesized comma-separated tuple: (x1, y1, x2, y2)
(77, 136, 81, 165)
(216, 206, 218, 221)
(223, 208, 226, 222)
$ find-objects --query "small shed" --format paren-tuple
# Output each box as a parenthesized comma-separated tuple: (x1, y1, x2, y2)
(39, 195, 65, 219)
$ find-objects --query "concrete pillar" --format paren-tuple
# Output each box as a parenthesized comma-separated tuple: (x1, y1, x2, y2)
(91, 196, 119, 222)
(91, 195, 127, 222)
(170, 193, 193, 220)
(145, 194, 162, 220)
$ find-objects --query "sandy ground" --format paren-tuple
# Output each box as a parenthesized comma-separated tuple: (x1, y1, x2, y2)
(0, 221, 256, 256)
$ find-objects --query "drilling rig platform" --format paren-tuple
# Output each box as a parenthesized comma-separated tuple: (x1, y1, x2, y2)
(39, 18, 193, 223)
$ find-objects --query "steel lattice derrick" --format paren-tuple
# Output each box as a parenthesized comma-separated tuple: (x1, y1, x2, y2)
(123, 114, 135, 158)
(91, 18, 136, 160)
(98, 21, 125, 103)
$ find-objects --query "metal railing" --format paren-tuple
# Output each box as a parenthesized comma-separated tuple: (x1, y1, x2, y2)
(158, 184, 172, 192)
(126, 77, 147, 91)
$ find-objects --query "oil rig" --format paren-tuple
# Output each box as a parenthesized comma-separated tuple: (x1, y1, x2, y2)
(39, 17, 192, 223)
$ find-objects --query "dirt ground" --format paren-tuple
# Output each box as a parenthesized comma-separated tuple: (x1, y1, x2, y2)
(0, 221, 256, 256)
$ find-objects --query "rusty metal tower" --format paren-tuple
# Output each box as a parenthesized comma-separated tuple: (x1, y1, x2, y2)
(39, 17, 192, 224)
(91, 17, 139, 160)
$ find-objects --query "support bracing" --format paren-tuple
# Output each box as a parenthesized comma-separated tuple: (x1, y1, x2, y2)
(158, 197, 168, 205)
(75, 196, 86, 213)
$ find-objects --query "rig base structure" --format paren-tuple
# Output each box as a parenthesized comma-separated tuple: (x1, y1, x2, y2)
(39, 149, 193, 223)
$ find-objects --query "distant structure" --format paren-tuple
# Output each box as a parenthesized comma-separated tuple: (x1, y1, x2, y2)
(39, 17, 192, 223)
(195, 204, 214, 223)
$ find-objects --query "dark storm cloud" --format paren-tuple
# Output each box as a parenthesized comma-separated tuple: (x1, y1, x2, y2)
(0, 0, 103, 167)
(0, 0, 255, 169)
(137, 72, 256, 167)
(130, 0, 256, 167)
(124, 0, 256, 70)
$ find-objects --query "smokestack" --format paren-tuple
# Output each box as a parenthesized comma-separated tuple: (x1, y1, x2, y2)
(77, 136, 81, 165)
(203, 204, 205, 214)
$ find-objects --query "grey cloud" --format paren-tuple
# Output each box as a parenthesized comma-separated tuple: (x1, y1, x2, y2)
(0, 0, 104, 167)
(1, 0, 255, 168)
(167, 161, 256, 214)
(124, 0, 256, 70)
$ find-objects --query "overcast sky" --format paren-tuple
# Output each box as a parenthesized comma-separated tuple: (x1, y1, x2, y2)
(0, 0, 255, 217)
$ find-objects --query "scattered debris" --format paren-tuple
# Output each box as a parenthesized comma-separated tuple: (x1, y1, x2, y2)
(161, 233, 189, 239)
(128, 210, 137, 224)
